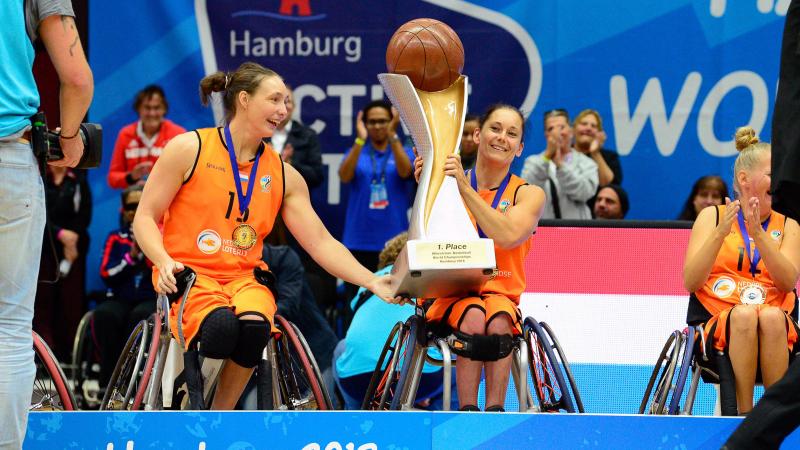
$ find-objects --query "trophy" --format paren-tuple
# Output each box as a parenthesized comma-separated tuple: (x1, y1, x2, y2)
(380, 19, 496, 298)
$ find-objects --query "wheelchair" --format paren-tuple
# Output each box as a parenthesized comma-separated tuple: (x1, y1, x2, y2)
(100, 267, 332, 411)
(641, 323, 800, 416)
(361, 305, 583, 413)
(31, 330, 77, 411)
(70, 310, 102, 409)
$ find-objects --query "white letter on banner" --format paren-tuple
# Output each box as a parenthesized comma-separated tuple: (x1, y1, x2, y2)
(230, 30, 249, 57)
(323, 153, 345, 204)
(328, 85, 367, 136)
(697, 71, 768, 157)
(293, 84, 327, 134)
(610, 72, 702, 156)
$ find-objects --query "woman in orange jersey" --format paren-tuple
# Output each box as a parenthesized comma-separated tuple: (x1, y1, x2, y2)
(684, 126, 800, 415)
(413, 104, 546, 412)
(133, 62, 396, 410)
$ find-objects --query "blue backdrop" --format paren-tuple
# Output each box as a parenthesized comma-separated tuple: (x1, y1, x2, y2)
(86, 0, 788, 292)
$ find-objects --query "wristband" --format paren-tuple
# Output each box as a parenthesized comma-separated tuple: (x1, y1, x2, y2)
(60, 130, 80, 140)
(124, 252, 135, 265)
(354, 137, 366, 146)
(389, 133, 400, 144)
(542, 155, 551, 162)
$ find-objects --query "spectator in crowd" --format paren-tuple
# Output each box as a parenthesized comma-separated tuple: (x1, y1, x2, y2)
(593, 184, 629, 220)
(333, 232, 457, 410)
(572, 109, 622, 186)
(0, 1, 92, 444)
(269, 85, 324, 189)
(338, 100, 414, 302)
(521, 109, 598, 219)
(107, 85, 185, 189)
(92, 185, 156, 387)
(33, 165, 92, 362)
(677, 175, 729, 221)
(683, 127, 800, 416)
(460, 113, 480, 171)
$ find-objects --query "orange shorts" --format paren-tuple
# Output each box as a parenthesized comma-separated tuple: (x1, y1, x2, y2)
(423, 293, 522, 335)
(165, 273, 278, 350)
(705, 304, 798, 352)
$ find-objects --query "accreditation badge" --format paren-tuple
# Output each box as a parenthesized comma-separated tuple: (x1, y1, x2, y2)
(740, 283, 766, 305)
(232, 223, 257, 250)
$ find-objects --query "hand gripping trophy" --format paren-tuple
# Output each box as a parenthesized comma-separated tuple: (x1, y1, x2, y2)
(380, 19, 496, 298)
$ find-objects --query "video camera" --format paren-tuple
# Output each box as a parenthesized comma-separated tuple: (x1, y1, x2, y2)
(30, 111, 103, 169)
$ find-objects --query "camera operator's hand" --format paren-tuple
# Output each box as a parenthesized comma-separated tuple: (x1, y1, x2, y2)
(49, 129, 84, 168)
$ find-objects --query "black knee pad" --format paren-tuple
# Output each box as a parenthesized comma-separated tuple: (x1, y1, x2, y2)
(199, 308, 239, 359)
(447, 330, 514, 361)
(230, 319, 270, 368)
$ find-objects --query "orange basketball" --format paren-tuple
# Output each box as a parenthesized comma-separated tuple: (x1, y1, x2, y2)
(386, 18, 464, 92)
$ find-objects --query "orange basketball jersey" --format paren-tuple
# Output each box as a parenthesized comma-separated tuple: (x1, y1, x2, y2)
(468, 173, 531, 300)
(161, 127, 284, 281)
(694, 205, 795, 316)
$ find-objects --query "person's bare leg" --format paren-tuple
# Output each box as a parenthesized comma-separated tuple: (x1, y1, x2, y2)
(758, 306, 790, 387)
(484, 314, 513, 409)
(456, 308, 485, 409)
(728, 306, 758, 413)
(211, 314, 264, 410)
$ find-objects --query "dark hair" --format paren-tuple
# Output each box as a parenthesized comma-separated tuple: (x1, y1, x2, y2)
(677, 175, 729, 220)
(199, 62, 282, 123)
(598, 184, 629, 217)
(464, 113, 480, 123)
(133, 85, 168, 114)
(361, 100, 393, 123)
(479, 103, 526, 141)
(121, 184, 144, 205)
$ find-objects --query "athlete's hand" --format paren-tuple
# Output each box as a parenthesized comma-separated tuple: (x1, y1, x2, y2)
(413, 147, 423, 183)
(715, 197, 740, 240)
(156, 258, 185, 294)
(366, 274, 407, 305)
(443, 154, 468, 192)
(744, 197, 766, 241)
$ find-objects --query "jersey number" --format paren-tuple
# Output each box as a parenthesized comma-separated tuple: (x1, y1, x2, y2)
(225, 191, 250, 222)
(737, 246, 761, 275)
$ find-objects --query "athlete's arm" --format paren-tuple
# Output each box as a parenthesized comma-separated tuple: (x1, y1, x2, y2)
(281, 164, 398, 303)
(683, 201, 738, 293)
(133, 131, 198, 293)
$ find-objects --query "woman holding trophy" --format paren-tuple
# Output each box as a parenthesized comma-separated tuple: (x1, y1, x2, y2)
(683, 126, 800, 415)
(414, 104, 545, 412)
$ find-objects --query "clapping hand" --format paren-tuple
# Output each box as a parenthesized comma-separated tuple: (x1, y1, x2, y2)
(715, 197, 740, 239)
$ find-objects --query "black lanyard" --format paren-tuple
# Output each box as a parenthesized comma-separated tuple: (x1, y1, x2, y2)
(224, 126, 262, 218)
(737, 209, 771, 278)
(369, 146, 390, 184)
(469, 169, 511, 238)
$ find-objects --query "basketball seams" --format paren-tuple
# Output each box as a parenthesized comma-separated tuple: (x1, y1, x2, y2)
(388, 31, 417, 73)
(387, 18, 463, 91)
(419, 25, 454, 86)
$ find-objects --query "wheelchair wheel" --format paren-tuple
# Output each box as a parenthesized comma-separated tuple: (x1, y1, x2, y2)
(71, 310, 101, 409)
(31, 331, 76, 411)
(362, 321, 406, 410)
(131, 314, 162, 410)
(639, 330, 683, 415)
(100, 319, 150, 410)
(389, 315, 423, 411)
(524, 317, 576, 413)
(272, 315, 331, 410)
(540, 321, 584, 413)
(667, 328, 696, 415)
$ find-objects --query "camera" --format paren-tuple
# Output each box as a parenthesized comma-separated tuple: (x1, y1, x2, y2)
(30, 112, 103, 169)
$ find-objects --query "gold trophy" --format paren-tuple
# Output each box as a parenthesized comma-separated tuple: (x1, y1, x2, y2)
(380, 19, 495, 298)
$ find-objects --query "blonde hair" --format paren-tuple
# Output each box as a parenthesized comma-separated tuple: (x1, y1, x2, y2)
(378, 232, 408, 270)
(732, 126, 770, 194)
(573, 109, 603, 132)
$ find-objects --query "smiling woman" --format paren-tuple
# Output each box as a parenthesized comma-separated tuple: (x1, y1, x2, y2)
(131, 62, 397, 410)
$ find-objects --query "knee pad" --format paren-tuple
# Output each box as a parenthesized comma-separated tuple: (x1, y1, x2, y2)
(447, 330, 514, 362)
(230, 319, 270, 368)
(199, 308, 239, 359)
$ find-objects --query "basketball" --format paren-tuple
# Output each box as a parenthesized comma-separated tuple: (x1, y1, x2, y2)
(386, 18, 464, 92)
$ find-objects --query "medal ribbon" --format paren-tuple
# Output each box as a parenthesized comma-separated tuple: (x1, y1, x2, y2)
(469, 169, 511, 239)
(737, 209, 771, 278)
(224, 126, 262, 218)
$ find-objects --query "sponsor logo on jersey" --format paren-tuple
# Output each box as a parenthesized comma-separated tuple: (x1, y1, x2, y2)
(499, 200, 511, 214)
(197, 229, 222, 254)
(712, 276, 736, 298)
(771, 230, 782, 240)
(260, 175, 271, 192)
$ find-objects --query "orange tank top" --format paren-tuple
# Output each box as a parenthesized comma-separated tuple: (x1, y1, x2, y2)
(695, 205, 795, 315)
(161, 127, 284, 281)
(468, 172, 531, 299)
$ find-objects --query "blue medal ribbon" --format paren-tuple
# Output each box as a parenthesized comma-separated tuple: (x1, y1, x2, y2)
(224, 126, 262, 218)
(469, 169, 511, 239)
(736, 209, 770, 278)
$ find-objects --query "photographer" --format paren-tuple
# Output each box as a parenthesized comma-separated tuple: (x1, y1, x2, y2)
(0, 0, 92, 448)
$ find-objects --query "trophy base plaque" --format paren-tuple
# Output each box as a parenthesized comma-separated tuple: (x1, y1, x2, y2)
(390, 239, 496, 298)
